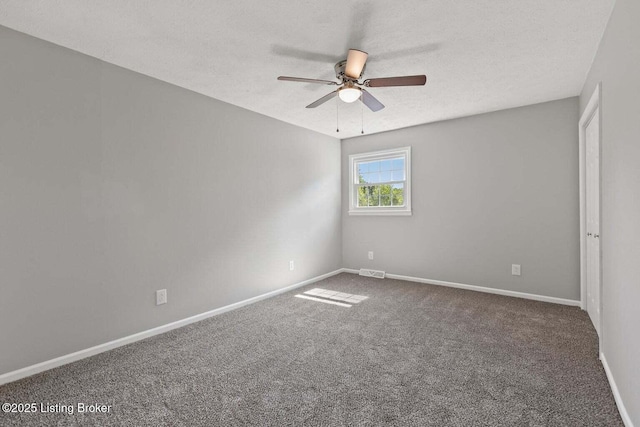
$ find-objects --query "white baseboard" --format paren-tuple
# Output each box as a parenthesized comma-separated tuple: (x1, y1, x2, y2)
(601, 352, 634, 427)
(0, 268, 345, 386)
(343, 269, 581, 306)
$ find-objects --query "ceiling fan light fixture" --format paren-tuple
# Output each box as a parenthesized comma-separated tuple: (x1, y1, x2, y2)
(338, 86, 362, 103)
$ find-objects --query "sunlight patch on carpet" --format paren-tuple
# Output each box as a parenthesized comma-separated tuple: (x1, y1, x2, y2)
(294, 294, 352, 307)
(303, 288, 368, 304)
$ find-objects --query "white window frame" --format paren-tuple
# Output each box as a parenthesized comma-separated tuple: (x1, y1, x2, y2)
(348, 146, 411, 216)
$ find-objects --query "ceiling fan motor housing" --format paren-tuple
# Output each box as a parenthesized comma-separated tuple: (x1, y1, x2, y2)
(335, 60, 365, 81)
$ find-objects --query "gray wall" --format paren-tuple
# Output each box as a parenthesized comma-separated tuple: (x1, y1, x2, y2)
(580, 0, 640, 423)
(0, 26, 342, 375)
(342, 98, 580, 300)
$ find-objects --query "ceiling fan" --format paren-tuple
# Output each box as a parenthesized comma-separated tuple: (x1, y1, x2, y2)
(277, 49, 427, 112)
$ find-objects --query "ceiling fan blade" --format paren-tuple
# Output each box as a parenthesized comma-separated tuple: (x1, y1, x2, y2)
(278, 76, 337, 85)
(345, 49, 368, 79)
(306, 90, 338, 108)
(364, 75, 427, 87)
(361, 89, 385, 112)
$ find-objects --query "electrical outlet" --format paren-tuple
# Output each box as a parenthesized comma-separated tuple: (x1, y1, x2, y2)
(156, 289, 167, 305)
(511, 264, 521, 276)
(368, 251, 374, 260)
(289, 260, 294, 271)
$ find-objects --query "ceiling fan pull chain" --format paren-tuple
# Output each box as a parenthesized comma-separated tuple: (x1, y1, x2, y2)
(336, 97, 340, 133)
(361, 93, 364, 134)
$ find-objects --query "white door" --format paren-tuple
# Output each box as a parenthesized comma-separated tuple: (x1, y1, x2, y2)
(585, 107, 601, 336)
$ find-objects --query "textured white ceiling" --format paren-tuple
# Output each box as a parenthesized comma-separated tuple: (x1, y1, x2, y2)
(0, 1, 615, 138)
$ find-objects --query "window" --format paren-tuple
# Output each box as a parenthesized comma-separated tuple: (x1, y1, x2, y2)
(348, 147, 411, 216)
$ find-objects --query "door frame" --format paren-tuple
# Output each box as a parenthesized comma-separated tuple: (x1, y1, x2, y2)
(578, 83, 602, 336)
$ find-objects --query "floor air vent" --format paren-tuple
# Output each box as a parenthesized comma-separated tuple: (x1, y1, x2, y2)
(359, 269, 386, 279)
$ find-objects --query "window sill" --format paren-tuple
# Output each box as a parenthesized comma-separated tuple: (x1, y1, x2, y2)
(348, 210, 412, 216)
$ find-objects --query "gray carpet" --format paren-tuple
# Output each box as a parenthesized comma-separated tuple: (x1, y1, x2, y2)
(0, 273, 622, 426)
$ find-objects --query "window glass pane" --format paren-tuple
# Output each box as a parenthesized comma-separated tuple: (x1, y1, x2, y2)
(357, 186, 368, 207)
(392, 158, 404, 171)
(380, 171, 391, 182)
(380, 159, 392, 171)
(367, 161, 380, 172)
(358, 162, 369, 174)
(391, 170, 405, 181)
(380, 184, 392, 206)
(367, 185, 380, 206)
(392, 183, 404, 206)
